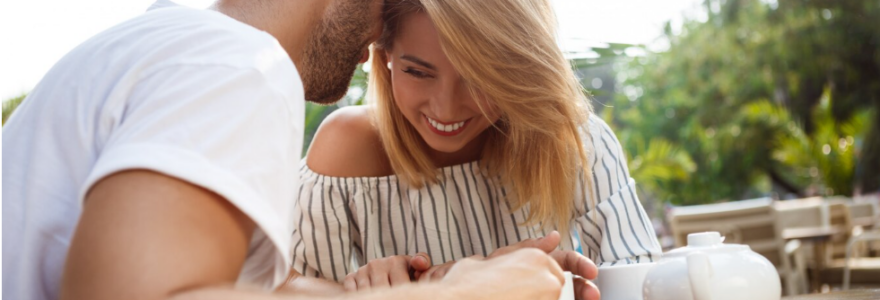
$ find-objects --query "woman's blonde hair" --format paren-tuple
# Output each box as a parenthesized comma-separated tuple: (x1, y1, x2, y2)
(369, 0, 592, 232)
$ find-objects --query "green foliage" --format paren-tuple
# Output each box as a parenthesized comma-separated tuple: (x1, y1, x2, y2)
(301, 64, 369, 155)
(593, 0, 880, 205)
(3, 94, 26, 125)
(627, 137, 697, 202)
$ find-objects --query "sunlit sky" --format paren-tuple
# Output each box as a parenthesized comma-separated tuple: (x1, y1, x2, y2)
(0, 0, 703, 100)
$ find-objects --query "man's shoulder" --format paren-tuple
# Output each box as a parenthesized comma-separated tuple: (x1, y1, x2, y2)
(117, 7, 301, 107)
(305, 105, 394, 178)
(151, 10, 299, 99)
(126, 6, 290, 70)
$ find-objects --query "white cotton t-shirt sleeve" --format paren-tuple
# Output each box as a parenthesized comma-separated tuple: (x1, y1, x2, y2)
(79, 63, 302, 289)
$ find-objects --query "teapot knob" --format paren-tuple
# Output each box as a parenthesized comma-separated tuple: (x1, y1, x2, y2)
(688, 232, 722, 247)
(687, 252, 714, 300)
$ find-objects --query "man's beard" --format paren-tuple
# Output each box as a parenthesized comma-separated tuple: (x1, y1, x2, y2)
(299, 1, 371, 105)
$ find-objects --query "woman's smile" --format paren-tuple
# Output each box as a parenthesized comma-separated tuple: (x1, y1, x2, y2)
(423, 114, 471, 136)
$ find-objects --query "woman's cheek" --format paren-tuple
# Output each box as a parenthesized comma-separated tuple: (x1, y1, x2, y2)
(394, 80, 428, 108)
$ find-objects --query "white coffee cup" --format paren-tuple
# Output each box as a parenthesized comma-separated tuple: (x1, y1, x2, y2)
(558, 271, 574, 300)
(593, 263, 655, 300)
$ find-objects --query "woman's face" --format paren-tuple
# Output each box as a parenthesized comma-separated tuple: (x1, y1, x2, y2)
(385, 12, 500, 154)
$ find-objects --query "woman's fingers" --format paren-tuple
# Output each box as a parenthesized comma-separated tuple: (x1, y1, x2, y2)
(344, 254, 431, 290)
(369, 268, 391, 289)
(409, 252, 432, 271)
(574, 277, 600, 300)
(343, 273, 357, 291)
(550, 250, 598, 280)
(431, 264, 450, 281)
(416, 261, 456, 282)
(354, 268, 372, 291)
(389, 256, 413, 286)
(418, 266, 435, 283)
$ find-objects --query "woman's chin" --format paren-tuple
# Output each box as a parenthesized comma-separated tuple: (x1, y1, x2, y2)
(424, 142, 466, 154)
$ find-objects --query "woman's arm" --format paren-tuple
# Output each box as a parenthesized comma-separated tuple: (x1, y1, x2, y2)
(574, 116, 662, 266)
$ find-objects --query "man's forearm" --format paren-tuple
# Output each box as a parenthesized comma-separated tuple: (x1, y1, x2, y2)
(348, 283, 454, 300)
(169, 282, 455, 300)
(277, 275, 345, 297)
(279, 273, 457, 300)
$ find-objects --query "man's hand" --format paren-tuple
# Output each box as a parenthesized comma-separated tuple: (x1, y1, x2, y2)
(442, 249, 565, 300)
(413, 231, 558, 282)
(342, 253, 432, 291)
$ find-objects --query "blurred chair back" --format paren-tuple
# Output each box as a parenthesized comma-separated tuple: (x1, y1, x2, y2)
(848, 201, 876, 223)
(669, 197, 779, 264)
(775, 197, 824, 229)
(828, 198, 853, 261)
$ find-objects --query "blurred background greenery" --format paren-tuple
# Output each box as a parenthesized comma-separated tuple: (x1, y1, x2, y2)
(583, 0, 880, 211)
(3, 0, 877, 213)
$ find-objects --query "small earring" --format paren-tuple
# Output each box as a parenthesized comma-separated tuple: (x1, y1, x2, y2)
(387, 62, 392, 70)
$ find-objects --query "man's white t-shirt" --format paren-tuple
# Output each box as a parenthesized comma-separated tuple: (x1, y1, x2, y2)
(2, 1, 304, 299)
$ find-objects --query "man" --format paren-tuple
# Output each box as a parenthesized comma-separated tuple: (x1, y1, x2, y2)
(1, 0, 567, 299)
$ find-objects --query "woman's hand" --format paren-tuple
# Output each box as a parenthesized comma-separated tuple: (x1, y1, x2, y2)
(415, 231, 600, 300)
(343, 253, 431, 291)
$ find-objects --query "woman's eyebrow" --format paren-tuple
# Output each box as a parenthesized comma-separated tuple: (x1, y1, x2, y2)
(400, 54, 437, 71)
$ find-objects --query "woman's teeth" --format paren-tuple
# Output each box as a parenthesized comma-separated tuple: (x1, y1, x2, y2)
(426, 116, 466, 132)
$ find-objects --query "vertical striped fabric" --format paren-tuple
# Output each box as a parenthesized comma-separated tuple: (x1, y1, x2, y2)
(290, 115, 662, 282)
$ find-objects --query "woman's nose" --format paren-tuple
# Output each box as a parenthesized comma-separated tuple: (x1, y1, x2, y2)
(430, 80, 470, 121)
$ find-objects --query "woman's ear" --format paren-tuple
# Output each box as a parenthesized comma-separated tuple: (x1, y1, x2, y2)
(384, 51, 392, 70)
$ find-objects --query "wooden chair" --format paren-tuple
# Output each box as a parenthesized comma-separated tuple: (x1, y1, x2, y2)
(669, 198, 796, 294)
(842, 230, 880, 290)
(827, 199, 853, 261)
(848, 202, 880, 256)
(774, 197, 826, 295)
(821, 200, 880, 289)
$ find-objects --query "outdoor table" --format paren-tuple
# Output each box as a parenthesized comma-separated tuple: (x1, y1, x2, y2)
(852, 216, 878, 229)
(781, 289, 880, 299)
(782, 226, 844, 292)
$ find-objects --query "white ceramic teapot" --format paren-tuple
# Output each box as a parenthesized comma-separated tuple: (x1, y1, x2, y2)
(642, 232, 781, 300)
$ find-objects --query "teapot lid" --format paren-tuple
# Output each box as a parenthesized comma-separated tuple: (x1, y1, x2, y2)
(664, 232, 748, 258)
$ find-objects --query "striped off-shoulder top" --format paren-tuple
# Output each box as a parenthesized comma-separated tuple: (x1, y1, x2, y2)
(290, 115, 662, 282)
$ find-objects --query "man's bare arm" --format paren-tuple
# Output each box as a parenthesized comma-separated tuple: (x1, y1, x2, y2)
(60, 170, 562, 300)
(61, 170, 260, 300)
(277, 270, 346, 296)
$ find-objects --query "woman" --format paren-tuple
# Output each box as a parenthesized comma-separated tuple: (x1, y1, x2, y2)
(291, 0, 661, 296)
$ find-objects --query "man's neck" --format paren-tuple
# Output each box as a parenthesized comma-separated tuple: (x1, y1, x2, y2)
(211, 0, 328, 66)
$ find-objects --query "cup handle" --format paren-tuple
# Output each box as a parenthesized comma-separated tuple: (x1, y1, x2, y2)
(558, 271, 574, 300)
(687, 252, 714, 300)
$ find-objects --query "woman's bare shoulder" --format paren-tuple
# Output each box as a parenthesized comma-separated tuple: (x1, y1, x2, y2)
(305, 105, 394, 177)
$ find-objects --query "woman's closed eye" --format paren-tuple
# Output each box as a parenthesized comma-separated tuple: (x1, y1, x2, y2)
(402, 67, 433, 79)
